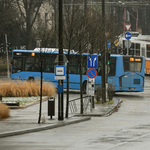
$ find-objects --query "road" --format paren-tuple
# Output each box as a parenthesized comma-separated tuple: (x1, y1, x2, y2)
(0, 77, 150, 149)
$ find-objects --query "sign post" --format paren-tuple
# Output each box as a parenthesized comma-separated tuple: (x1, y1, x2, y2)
(86, 60, 98, 110)
(125, 32, 132, 55)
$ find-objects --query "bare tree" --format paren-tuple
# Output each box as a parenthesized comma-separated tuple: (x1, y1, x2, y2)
(15, 0, 44, 49)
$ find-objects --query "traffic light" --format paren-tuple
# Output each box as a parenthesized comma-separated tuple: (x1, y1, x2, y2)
(0, 43, 5, 52)
(107, 53, 110, 65)
(8, 43, 12, 50)
(123, 48, 127, 55)
(1, 43, 3, 50)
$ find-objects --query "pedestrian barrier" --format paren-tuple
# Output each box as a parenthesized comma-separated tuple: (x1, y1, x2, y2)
(69, 96, 91, 113)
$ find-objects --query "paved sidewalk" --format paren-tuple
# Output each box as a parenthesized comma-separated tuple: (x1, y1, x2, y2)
(0, 94, 121, 138)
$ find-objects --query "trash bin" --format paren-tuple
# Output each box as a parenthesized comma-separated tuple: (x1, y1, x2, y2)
(48, 97, 55, 119)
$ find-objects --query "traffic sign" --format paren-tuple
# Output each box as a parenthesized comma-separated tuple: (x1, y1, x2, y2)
(125, 24, 131, 31)
(125, 40, 131, 48)
(114, 40, 119, 46)
(87, 54, 98, 69)
(125, 32, 132, 40)
(86, 68, 97, 79)
(55, 66, 65, 80)
(106, 40, 111, 48)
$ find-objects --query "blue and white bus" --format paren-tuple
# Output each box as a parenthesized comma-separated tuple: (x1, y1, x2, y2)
(11, 49, 145, 92)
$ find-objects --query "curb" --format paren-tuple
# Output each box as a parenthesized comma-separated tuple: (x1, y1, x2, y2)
(74, 98, 121, 117)
(8, 97, 48, 109)
(103, 98, 123, 117)
(0, 117, 91, 138)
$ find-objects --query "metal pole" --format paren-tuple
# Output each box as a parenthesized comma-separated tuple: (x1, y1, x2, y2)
(136, 8, 138, 32)
(58, 0, 64, 120)
(124, 8, 126, 31)
(102, 0, 106, 103)
(5, 34, 10, 79)
(38, 40, 42, 124)
(127, 40, 129, 55)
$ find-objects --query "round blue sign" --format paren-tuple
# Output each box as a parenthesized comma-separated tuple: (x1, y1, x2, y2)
(125, 32, 132, 40)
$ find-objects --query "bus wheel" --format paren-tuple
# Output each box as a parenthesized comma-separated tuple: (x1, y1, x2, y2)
(83, 81, 87, 94)
(27, 77, 34, 82)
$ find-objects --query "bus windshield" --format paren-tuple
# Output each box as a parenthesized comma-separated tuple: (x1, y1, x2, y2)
(123, 56, 142, 72)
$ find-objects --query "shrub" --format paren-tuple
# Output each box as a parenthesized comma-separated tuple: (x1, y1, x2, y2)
(0, 103, 10, 119)
(107, 83, 115, 101)
(95, 85, 102, 102)
(0, 80, 56, 97)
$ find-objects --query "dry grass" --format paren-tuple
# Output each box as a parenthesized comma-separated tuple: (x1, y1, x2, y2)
(0, 80, 56, 97)
(0, 103, 10, 119)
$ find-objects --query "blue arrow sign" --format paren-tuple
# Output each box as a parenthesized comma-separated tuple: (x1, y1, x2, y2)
(87, 54, 98, 69)
(125, 32, 132, 40)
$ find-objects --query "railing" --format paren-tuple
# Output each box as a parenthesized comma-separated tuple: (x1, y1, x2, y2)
(69, 96, 91, 113)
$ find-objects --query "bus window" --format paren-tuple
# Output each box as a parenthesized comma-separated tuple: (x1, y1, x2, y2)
(44, 56, 56, 73)
(69, 56, 78, 74)
(108, 57, 116, 76)
(97, 56, 101, 75)
(123, 57, 129, 72)
(82, 56, 87, 75)
(12, 58, 22, 73)
(123, 57, 142, 72)
(130, 62, 141, 72)
(25, 57, 35, 71)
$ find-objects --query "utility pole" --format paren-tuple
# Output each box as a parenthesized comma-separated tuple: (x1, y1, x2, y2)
(101, 0, 106, 103)
(58, 0, 64, 120)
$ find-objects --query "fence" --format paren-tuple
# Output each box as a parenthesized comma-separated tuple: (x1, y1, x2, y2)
(69, 96, 92, 114)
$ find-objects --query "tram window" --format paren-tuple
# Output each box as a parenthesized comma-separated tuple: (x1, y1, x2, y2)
(142, 47, 145, 57)
(135, 43, 140, 56)
(135, 50, 140, 56)
(147, 45, 150, 58)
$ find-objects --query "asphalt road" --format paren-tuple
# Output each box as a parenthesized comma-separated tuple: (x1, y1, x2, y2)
(0, 76, 150, 150)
